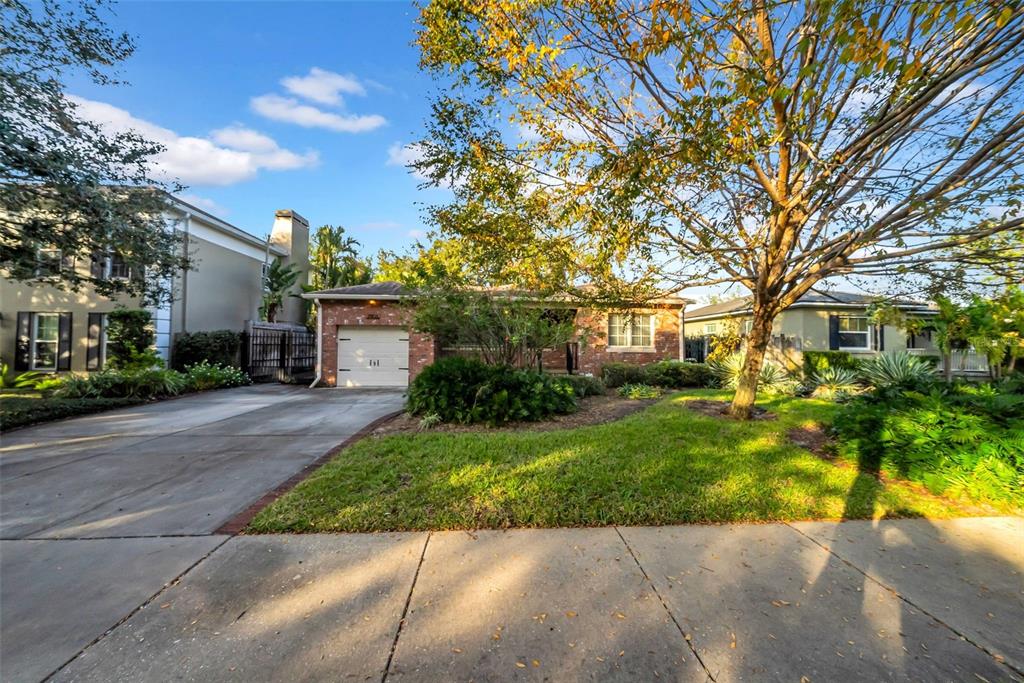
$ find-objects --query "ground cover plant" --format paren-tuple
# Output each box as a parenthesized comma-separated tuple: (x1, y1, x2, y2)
(249, 390, 980, 533)
(834, 375, 1024, 509)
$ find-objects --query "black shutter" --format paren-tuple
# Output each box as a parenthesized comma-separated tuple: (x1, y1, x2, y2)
(57, 312, 72, 371)
(87, 313, 103, 370)
(877, 325, 885, 351)
(828, 315, 840, 351)
(15, 312, 31, 371)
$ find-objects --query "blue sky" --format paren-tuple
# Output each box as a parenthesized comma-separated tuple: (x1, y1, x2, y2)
(69, 1, 445, 256)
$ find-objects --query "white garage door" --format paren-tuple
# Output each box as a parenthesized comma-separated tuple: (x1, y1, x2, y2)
(337, 326, 410, 387)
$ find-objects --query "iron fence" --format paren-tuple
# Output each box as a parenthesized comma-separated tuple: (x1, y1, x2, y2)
(241, 325, 316, 382)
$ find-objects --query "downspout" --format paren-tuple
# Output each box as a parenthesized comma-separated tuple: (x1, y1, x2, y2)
(308, 297, 323, 388)
(181, 212, 191, 331)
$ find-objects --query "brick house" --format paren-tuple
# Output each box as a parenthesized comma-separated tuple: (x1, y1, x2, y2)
(304, 282, 689, 388)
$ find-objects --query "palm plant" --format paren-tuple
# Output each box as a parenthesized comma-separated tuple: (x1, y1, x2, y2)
(260, 260, 301, 323)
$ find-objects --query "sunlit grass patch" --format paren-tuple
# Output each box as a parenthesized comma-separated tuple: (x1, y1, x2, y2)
(249, 390, 984, 533)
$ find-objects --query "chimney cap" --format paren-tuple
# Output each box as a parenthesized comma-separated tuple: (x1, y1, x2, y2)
(275, 209, 309, 226)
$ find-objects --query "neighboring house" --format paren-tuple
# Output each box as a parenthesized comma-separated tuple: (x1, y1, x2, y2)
(304, 282, 689, 387)
(2, 195, 310, 373)
(683, 290, 988, 374)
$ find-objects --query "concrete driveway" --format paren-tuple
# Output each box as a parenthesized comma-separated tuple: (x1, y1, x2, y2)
(0, 385, 404, 682)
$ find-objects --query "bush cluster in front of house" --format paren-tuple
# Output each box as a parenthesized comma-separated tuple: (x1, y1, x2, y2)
(55, 360, 251, 401)
(408, 356, 577, 425)
(171, 330, 242, 370)
(834, 368, 1024, 508)
(601, 360, 714, 389)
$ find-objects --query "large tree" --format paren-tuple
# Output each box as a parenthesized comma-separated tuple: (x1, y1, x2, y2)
(414, 0, 1024, 417)
(307, 225, 373, 290)
(1, 0, 186, 303)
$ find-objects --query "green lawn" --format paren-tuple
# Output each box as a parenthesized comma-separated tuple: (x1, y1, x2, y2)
(1, 392, 145, 431)
(249, 390, 983, 533)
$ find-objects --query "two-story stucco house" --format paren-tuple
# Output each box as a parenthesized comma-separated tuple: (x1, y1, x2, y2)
(2, 194, 310, 373)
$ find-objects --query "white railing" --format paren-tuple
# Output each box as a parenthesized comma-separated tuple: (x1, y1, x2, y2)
(907, 348, 989, 374)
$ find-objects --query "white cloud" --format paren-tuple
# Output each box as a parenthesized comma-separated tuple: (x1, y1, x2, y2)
(176, 193, 229, 216)
(387, 142, 429, 180)
(70, 96, 318, 186)
(281, 67, 365, 105)
(407, 229, 426, 239)
(251, 94, 386, 133)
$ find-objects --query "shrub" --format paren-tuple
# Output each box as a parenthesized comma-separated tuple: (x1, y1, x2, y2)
(808, 366, 861, 400)
(835, 384, 1024, 507)
(601, 362, 645, 388)
(618, 383, 662, 399)
(0, 361, 46, 389)
(106, 309, 154, 369)
(185, 361, 251, 391)
(56, 368, 188, 400)
(641, 360, 714, 389)
(709, 354, 798, 395)
(802, 350, 860, 378)
(117, 348, 165, 373)
(559, 374, 606, 397)
(858, 352, 936, 390)
(1, 395, 143, 431)
(408, 356, 577, 425)
(171, 330, 242, 371)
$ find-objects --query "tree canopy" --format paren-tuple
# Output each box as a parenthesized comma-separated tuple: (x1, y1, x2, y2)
(414, 0, 1024, 416)
(0, 0, 186, 303)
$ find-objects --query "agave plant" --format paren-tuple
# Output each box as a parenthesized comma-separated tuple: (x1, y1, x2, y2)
(809, 366, 861, 400)
(858, 352, 936, 389)
(709, 354, 798, 395)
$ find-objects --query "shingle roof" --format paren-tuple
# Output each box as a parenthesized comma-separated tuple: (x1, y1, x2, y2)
(686, 289, 931, 319)
(307, 281, 409, 298)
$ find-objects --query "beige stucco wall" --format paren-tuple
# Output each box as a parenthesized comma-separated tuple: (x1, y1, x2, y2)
(684, 307, 910, 363)
(0, 264, 143, 373)
(173, 232, 267, 333)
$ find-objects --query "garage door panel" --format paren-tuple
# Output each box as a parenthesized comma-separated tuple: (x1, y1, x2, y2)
(337, 326, 409, 387)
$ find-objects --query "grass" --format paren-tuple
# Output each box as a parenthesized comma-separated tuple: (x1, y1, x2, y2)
(0, 391, 145, 431)
(249, 390, 982, 533)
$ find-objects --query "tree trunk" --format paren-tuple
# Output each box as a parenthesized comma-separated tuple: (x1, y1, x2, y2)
(729, 303, 775, 419)
(942, 352, 952, 382)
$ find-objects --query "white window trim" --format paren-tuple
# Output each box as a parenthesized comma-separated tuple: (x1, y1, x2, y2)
(838, 316, 872, 351)
(30, 312, 60, 372)
(608, 313, 656, 351)
(704, 323, 718, 335)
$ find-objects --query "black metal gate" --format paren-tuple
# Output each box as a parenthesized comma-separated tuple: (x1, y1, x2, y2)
(241, 325, 316, 382)
(684, 336, 709, 363)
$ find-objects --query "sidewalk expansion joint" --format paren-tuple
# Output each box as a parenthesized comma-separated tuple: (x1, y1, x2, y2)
(784, 522, 1022, 678)
(40, 535, 232, 682)
(381, 531, 431, 683)
(614, 526, 716, 682)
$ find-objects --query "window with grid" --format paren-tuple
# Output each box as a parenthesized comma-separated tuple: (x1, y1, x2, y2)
(109, 253, 131, 280)
(32, 313, 59, 370)
(608, 313, 653, 348)
(838, 316, 871, 350)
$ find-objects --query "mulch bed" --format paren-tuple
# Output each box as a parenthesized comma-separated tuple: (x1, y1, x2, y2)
(787, 424, 835, 459)
(684, 398, 777, 421)
(371, 394, 657, 436)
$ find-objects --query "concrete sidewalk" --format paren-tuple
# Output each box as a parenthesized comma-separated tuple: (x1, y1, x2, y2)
(26, 517, 1023, 683)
